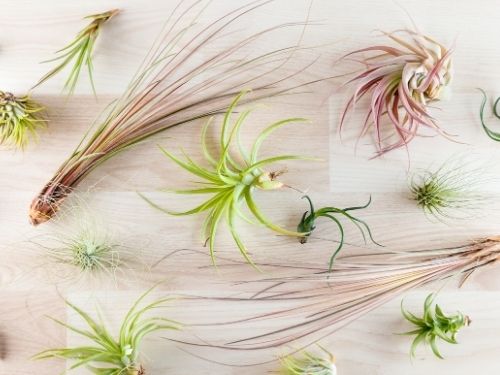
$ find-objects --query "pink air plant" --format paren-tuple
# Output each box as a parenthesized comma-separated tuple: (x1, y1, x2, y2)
(340, 29, 453, 156)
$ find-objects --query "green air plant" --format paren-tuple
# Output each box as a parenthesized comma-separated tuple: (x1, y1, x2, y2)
(34, 287, 181, 374)
(478, 88, 500, 141)
(280, 346, 337, 375)
(0, 91, 46, 148)
(409, 160, 485, 220)
(140, 91, 315, 268)
(33, 9, 119, 95)
(401, 293, 470, 359)
(297, 195, 378, 270)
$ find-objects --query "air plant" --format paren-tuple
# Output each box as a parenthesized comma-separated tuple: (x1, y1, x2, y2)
(280, 346, 337, 375)
(33, 9, 119, 95)
(141, 91, 314, 267)
(0, 91, 46, 148)
(401, 293, 470, 359)
(297, 195, 379, 270)
(34, 287, 181, 374)
(340, 29, 453, 156)
(204, 236, 500, 350)
(478, 88, 500, 141)
(409, 159, 485, 220)
(29, 0, 325, 226)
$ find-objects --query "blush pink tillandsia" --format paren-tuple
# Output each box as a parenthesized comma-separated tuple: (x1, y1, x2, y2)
(340, 29, 453, 156)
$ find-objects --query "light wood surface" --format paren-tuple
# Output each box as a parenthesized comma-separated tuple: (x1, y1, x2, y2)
(2, 0, 500, 374)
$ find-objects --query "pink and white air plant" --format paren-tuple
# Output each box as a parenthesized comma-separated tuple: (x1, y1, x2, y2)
(340, 29, 453, 156)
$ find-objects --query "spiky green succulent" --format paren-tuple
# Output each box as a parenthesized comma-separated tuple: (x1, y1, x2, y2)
(34, 287, 181, 374)
(297, 195, 379, 271)
(280, 346, 336, 375)
(401, 293, 470, 359)
(141, 91, 315, 268)
(33, 9, 119, 95)
(0, 91, 46, 148)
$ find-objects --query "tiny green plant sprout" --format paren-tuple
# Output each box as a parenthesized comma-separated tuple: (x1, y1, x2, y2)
(400, 293, 470, 359)
(280, 346, 337, 375)
(297, 195, 379, 271)
(33, 9, 119, 95)
(140, 91, 316, 268)
(478, 88, 500, 141)
(34, 287, 181, 374)
(0, 91, 46, 149)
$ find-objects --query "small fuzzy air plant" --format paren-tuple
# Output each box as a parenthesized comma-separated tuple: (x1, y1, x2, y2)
(340, 29, 453, 156)
(280, 346, 337, 375)
(34, 287, 181, 374)
(33, 9, 119, 95)
(0, 91, 46, 148)
(141, 91, 315, 268)
(409, 159, 485, 220)
(478, 88, 500, 141)
(297, 195, 379, 270)
(401, 293, 470, 359)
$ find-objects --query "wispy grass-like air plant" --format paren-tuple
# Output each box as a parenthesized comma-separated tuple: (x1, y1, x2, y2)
(29, 0, 326, 226)
(34, 287, 181, 374)
(0, 91, 46, 148)
(401, 293, 469, 359)
(280, 346, 336, 375)
(297, 195, 379, 270)
(141, 91, 314, 267)
(478, 88, 500, 141)
(340, 29, 453, 156)
(33, 9, 119, 95)
(207, 236, 500, 350)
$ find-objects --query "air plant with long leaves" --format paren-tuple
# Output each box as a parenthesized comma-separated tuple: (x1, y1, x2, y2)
(478, 88, 500, 141)
(34, 287, 181, 374)
(0, 91, 46, 148)
(297, 195, 379, 270)
(141, 91, 314, 267)
(409, 159, 485, 220)
(200, 236, 500, 350)
(33, 9, 119, 95)
(280, 346, 336, 375)
(340, 29, 453, 156)
(29, 0, 326, 226)
(400, 293, 470, 359)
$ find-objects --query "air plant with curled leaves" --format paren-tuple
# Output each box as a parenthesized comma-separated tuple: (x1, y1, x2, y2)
(0, 91, 46, 148)
(297, 195, 379, 270)
(33, 9, 119, 95)
(401, 293, 470, 359)
(340, 29, 453, 156)
(280, 346, 337, 375)
(141, 91, 315, 268)
(478, 88, 500, 141)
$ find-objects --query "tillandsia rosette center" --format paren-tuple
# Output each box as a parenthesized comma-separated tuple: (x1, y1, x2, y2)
(340, 29, 453, 155)
(140, 91, 316, 268)
(401, 293, 470, 359)
(0, 91, 46, 148)
(280, 346, 337, 375)
(297, 195, 379, 270)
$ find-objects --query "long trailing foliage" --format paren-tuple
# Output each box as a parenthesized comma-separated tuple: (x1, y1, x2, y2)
(34, 287, 181, 374)
(401, 293, 469, 359)
(29, 0, 326, 226)
(340, 29, 453, 156)
(141, 91, 314, 268)
(33, 9, 119, 95)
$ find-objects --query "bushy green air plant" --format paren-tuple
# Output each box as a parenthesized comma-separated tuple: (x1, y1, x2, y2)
(141, 91, 315, 268)
(401, 293, 470, 359)
(280, 346, 336, 375)
(478, 88, 500, 141)
(0, 91, 46, 148)
(297, 195, 379, 270)
(33, 9, 119, 95)
(340, 29, 453, 156)
(34, 287, 181, 374)
(409, 160, 485, 220)
(29, 0, 326, 226)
